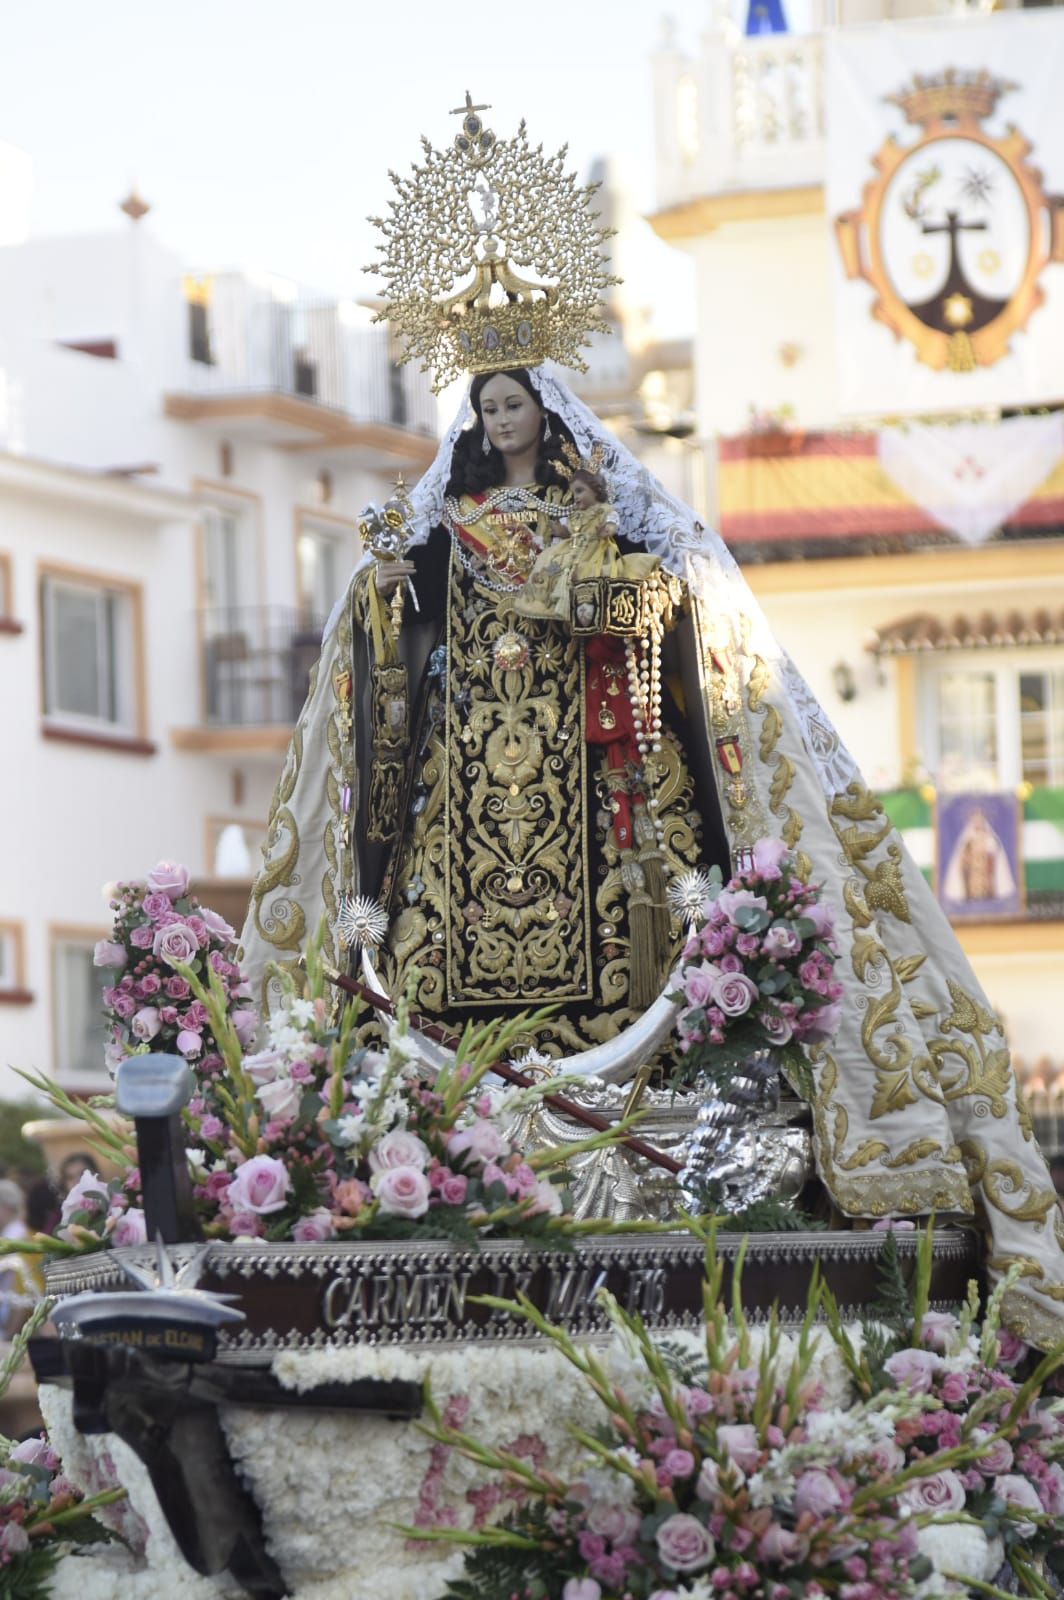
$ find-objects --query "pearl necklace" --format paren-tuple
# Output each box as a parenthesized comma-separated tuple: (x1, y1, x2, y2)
(625, 602, 668, 849)
(443, 487, 569, 527)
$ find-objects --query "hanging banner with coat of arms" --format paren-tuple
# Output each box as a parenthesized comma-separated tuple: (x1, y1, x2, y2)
(826, 12, 1064, 416)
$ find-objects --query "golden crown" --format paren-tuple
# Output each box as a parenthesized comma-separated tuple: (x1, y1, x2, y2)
(885, 69, 1017, 129)
(367, 94, 619, 392)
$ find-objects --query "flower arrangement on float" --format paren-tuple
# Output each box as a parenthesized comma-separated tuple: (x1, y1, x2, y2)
(93, 860, 254, 1076)
(8, 862, 628, 1258)
(670, 839, 841, 1099)
(0, 1303, 126, 1593)
(409, 1225, 1064, 1600)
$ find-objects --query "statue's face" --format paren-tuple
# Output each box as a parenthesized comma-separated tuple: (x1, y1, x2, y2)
(479, 374, 542, 459)
(570, 479, 595, 510)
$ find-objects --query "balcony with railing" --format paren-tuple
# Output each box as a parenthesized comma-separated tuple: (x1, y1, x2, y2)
(165, 281, 438, 464)
(170, 606, 325, 753)
(652, 19, 826, 224)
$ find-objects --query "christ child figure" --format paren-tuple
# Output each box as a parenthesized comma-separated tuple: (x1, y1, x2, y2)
(515, 469, 659, 625)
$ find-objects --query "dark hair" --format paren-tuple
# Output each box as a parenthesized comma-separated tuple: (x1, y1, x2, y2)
(59, 1151, 95, 1183)
(570, 468, 608, 503)
(444, 369, 575, 498)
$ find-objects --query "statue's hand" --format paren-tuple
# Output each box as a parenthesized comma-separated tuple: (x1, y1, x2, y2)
(374, 558, 416, 596)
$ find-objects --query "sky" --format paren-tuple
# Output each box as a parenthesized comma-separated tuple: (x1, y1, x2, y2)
(0, 0, 714, 337)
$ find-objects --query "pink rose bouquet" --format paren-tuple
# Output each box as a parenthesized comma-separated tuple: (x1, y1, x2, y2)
(0, 1305, 127, 1588)
(670, 841, 840, 1097)
(413, 1225, 1064, 1600)
(95, 862, 252, 1077)
(171, 941, 583, 1247)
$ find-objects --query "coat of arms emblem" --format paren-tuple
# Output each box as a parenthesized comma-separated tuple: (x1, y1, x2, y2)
(835, 69, 1064, 372)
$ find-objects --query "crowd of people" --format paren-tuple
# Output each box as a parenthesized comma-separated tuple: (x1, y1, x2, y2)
(0, 1150, 94, 1338)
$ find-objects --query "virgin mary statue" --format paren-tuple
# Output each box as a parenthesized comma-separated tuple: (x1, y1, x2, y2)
(241, 98, 1064, 1343)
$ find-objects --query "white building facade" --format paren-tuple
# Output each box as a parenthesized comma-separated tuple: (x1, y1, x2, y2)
(0, 202, 437, 1099)
(649, 0, 1064, 1081)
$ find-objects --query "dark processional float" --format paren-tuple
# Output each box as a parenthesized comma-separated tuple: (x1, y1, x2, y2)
(12, 94, 1064, 1600)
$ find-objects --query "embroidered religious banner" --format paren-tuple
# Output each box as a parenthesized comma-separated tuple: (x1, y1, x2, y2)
(827, 11, 1064, 415)
(936, 791, 1024, 922)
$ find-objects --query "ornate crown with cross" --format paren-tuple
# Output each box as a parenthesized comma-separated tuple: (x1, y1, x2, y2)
(367, 94, 619, 392)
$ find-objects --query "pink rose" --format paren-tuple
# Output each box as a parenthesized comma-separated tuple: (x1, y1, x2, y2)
(228, 1210, 264, 1238)
(972, 1430, 1013, 1476)
(711, 972, 759, 1018)
(110, 1208, 147, 1246)
(93, 939, 127, 969)
(884, 1347, 943, 1392)
(803, 1000, 842, 1042)
(805, 898, 834, 937)
(9, 1436, 58, 1469)
(146, 860, 191, 899)
(0, 1524, 29, 1556)
(760, 1011, 794, 1047)
(683, 963, 720, 1008)
(439, 1173, 469, 1205)
(255, 1077, 302, 1125)
(200, 907, 236, 942)
(562, 1583, 602, 1600)
(695, 1458, 722, 1505)
(333, 1178, 370, 1216)
(716, 888, 769, 923)
(655, 1512, 715, 1574)
(131, 1006, 161, 1043)
(448, 1117, 507, 1167)
(759, 1523, 806, 1565)
(898, 1468, 967, 1514)
(129, 924, 155, 949)
(164, 975, 191, 1000)
(243, 1048, 284, 1085)
(994, 1473, 1043, 1533)
(137, 973, 161, 996)
(111, 992, 137, 1018)
(717, 1422, 761, 1475)
(918, 1310, 961, 1352)
(867, 1438, 904, 1476)
(763, 924, 801, 958)
(587, 1504, 640, 1545)
(996, 1330, 1028, 1366)
(227, 1154, 291, 1214)
(59, 1170, 108, 1225)
(142, 892, 175, 922)
(153, 922, 200, 966)
(793, 1468, 844, 1517)
(372, 1165, 431, 1218)
(752, 837, 789, 877)
(291, 1209, 335, 1242)
(662, 1448, 696, 1480)
(204, 1170, 233, 1202)
(176, 1028, 203, 1057)
(232, 1008, 259, 1046)
(368, 1129, 430, 1174)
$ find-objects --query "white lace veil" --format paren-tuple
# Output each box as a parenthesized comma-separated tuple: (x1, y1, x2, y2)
(326, 362, 858, 798)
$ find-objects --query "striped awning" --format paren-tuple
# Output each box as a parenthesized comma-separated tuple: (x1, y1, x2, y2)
(718, 432, 1064, 547)
(868, 610, 1064, 656)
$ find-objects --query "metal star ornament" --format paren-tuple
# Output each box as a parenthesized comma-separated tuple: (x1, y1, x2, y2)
(338, 894, 390, 952)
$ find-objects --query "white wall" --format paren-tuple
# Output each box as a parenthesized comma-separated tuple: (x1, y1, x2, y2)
(691, 215, 839, 437)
